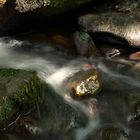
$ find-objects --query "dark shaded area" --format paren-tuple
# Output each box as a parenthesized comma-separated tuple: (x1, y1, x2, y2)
(88, 31, 140, 54)
(0, 1, 96, 36)
(0, 0, 118, 36)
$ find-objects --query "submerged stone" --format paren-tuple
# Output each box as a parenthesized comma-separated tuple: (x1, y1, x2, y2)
(97, 126, 128, 140)
(127, 93, 140, 130)
(86, 125, 128, 140)
(129, 63, 140, 81)
(0, 68, 42, 127)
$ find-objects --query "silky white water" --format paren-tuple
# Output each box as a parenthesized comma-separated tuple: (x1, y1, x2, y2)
(0, 37, 139, 140)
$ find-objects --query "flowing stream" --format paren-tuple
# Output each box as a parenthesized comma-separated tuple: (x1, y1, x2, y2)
(0, 29, 140, 140)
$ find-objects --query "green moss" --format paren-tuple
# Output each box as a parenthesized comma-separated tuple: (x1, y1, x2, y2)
(0, 68, 21, 77)
(13, 72, 42, 109)
(0, 99, 15, 124)
(0, 68, 42, 126)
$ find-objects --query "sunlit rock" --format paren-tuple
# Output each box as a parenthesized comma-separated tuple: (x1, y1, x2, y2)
(79, 11, 140, 47)
(129, 51, 140, 61)
(0, 0, 6, 7)
(14, 0, 93, 13)
(0, 68, 42, 128)
(65, 67, 101, 98)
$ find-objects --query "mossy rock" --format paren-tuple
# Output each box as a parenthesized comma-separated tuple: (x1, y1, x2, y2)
(0, 68, 42, 127)
(36, 84, 88, 135)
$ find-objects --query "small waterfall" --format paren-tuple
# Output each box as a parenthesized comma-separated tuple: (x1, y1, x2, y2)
(0, 37, 139, 140)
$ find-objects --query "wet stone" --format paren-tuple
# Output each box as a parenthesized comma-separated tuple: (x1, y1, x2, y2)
(129, 63, 140, 81)
(99, 47, 120, 58)
(0, 68, 42, 128)
(86, 125, 128, 140)
(114, 0, 140, 13)
(128, 93, 140, 130)
(73, 30, 98, 57)
(64, 67, 101, 98)
(129, 51, 140, 61)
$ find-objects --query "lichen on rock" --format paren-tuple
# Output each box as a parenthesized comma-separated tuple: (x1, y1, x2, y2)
(15, 0, 47, 12)
(0, 0, 6, 7)
(14, 0, 93, 13)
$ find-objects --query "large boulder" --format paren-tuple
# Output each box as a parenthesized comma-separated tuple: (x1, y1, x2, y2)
(0, 0, 94, 35)
(14, 0, 93, 14)
(79, 11, 140, 47)
(0, 68, 42, 128)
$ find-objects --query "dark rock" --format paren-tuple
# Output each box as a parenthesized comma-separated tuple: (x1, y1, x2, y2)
(73, 30, 98, 57)
(129, 63, 140, 81)
(114, 0, 140, 12)
(0, 1, 19, 35)
(87, 126, 128, 140)
(34, 84, 88, 136)
(74, 30, 122, 58)
(129, 51, 140, 61)
(0, 68, 42, 128)
(0, 0, 94, 35)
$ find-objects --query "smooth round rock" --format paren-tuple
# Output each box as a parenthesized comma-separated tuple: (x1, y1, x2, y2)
(79, 11, 140, 47)
(65, 67, 101, 98)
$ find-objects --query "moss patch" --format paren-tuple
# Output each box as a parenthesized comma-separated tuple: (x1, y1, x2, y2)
(0, 68, 42, 126)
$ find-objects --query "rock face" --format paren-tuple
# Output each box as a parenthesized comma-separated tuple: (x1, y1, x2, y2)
(2, 0, 94, 14)
(0, 68, 42, 128)
(14, 0, 93, 14)
(79, 11, 140, 47)
(0, 0, 94, 35)
(0, 0, 95, 35)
